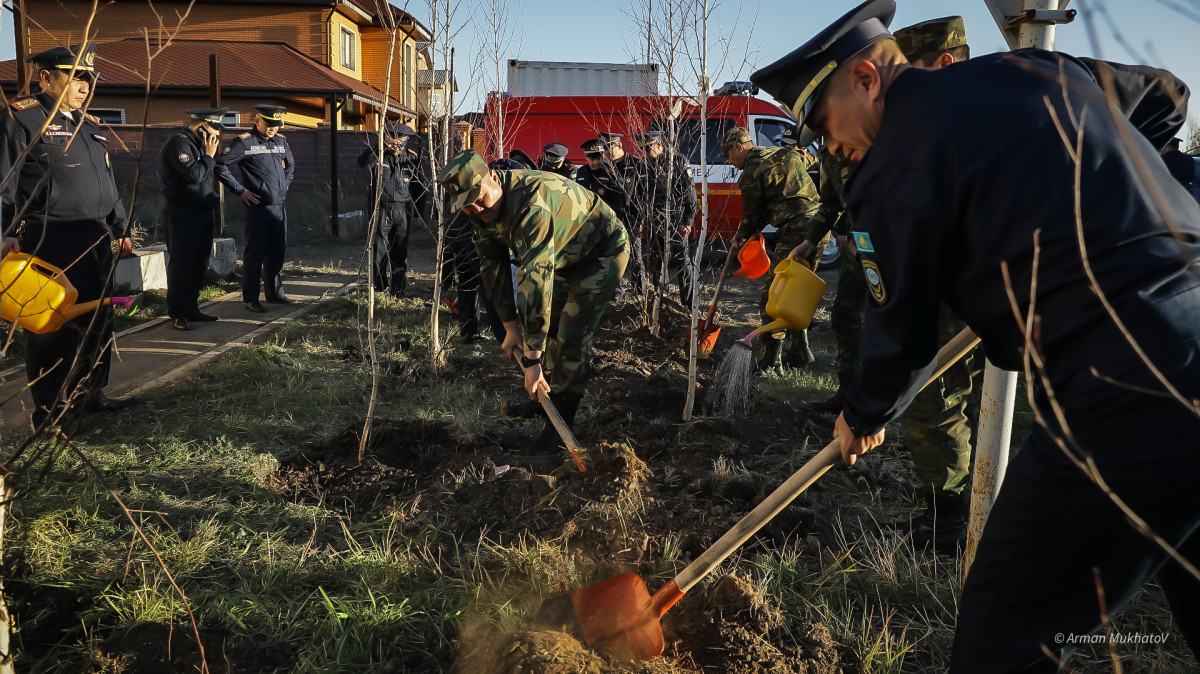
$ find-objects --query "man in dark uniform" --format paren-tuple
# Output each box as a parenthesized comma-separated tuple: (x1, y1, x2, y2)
(215, 103, 295, 312)
(437, 150, 629, 455)
(0, 43, 137, 431)
(775, 127, 818, 168)
(574, 139, 631, 223)
(160, 108, 225, 331)
(630, 130, 698, 307)
(537, 143, 575, 180)
(357, 123, 418, 296)
(752, 0, 1200, 670)
(508, 149, 537, 170)
(1162, 137, 1195, 188)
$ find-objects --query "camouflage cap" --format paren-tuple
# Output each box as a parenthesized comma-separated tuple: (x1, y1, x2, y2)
(719, 127, 753, 157)
(893, 16, 966, 62)
(437, 149, 491, 212)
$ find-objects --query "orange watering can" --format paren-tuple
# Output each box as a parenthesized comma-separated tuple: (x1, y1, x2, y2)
(728, 233, 770, 279)
(736, 257, 825, 347)
(1, 252, 112, 334)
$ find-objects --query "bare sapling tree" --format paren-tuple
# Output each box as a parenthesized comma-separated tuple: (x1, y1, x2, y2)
(357, 0, 409, 461)
(0, 3, 213, 671)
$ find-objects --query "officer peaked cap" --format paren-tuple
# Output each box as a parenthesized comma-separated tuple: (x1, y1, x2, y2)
(775, 127, 799, 145)
(254, 104, 287, 126)
(28, 43, 103, 81)
(385, 122, 416, 137)
(184, 107, 228, 130)
(750, 0, 896, 131)
(580, 139, 606, 156)
(508, 149, 536, 169)
(633, 131, 664, 148)
(598, 132, 624, 146)
(542, 142, 569, 158)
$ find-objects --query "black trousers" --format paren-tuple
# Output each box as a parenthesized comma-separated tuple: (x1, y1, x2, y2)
(372, 202, 409, 294)
(21, 224, 114, 422)
(631, 221, 695, 308)
(441, 222, 503, 340)
(952, 285, 1200, 672)
(165, 203, 214, 319)
(243, 203, 286, 302)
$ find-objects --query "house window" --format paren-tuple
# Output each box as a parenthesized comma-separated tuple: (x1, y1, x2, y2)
(222, 111, 240, 126)
(88, 108, 125, 124)
(340, 27, 356, 70)
(432, 93, 444, 116)
(404, 44, 414, 108)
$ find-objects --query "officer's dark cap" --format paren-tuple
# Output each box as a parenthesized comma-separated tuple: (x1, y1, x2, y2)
(28, 43, 103, 82)
(581, 139, 606, 156)
(598, 132, 624, 146)
(633, 131, 664, 148)
(386, 122, 416, 137)
(253, 104, 287, 127)
(184, 107, 229, 130)
(750, 0, 896, 131)
(508, 149, 536, 169)
(542, 142, 569, 158)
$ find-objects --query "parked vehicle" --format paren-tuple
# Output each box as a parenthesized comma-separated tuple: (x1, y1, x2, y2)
(480, 82, 796, 241)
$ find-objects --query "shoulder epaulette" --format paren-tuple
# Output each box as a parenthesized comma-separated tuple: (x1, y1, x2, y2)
(86, 114, 101, 125)
(276, 133, 286, 139)
(10, 97, 39, 111)
(238, 132, 251, 140)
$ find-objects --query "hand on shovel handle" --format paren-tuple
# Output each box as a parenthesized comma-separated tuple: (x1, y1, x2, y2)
(558, 328, 982, 661)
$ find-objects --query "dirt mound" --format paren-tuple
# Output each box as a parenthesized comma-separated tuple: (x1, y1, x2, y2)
(662, 574, 844, 674)
(455, 628, 607, 674)
(91, 623, 295, 673)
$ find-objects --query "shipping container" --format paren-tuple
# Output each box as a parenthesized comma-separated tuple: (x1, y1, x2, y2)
(506, 60, 659, 97)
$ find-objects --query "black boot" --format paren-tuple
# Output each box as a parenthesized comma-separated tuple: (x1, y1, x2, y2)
(505, 398, 547, 420)
(526, 394, 581, 455)
(783, 329, 815, 368)
(906, 487, 969, 553)
(811, 372, 852, 412)
(755, 338, 785, 377)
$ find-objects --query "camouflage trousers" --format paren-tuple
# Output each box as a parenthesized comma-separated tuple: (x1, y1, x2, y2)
(901, 310, 978, 496)
(759, 224, 827, 342)
(545, 250, 630, 397)
(832, 247, 976, 495)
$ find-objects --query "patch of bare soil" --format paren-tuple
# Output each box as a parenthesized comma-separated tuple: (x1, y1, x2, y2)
(91, 622, 296, 673)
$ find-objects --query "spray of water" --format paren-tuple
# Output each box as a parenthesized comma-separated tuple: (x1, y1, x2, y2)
(705, 341, 755, 417)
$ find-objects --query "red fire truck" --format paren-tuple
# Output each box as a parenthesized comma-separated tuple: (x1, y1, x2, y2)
(479, 84, 799, 242)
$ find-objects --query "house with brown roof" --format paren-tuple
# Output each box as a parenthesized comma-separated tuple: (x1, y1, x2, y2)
(2, 0, 434, 130)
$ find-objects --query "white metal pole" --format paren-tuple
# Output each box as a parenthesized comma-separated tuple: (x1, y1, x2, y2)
(964, 0, 1060, 580)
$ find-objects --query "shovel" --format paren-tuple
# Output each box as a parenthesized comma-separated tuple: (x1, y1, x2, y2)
(514, 362, 587, 473)
(544, 326, 981, 660)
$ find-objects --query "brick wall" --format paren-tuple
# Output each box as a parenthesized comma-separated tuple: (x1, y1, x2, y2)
(106, 125, 380, 245)
(89, 94, 329, 129)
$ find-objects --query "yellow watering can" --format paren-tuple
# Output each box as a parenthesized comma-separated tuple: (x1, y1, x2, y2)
(1, 252, 112, 334)
(737, 257, 825, 347)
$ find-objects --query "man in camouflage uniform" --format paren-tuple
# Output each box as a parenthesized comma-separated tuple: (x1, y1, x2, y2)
(795, 149, 861, 413)
(437, 150, 629, 455)
(723, 127, 824, 375)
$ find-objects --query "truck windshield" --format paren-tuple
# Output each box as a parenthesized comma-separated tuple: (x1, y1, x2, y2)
(755, 118, 792, 147)
(664, 118, 734, 165)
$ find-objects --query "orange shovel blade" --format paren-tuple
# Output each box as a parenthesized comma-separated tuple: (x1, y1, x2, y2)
(569, 573, 685, 661)
(697, 323, 721, 357)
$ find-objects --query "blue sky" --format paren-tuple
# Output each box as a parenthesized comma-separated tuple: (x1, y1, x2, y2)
(3, 1, 1196, 135)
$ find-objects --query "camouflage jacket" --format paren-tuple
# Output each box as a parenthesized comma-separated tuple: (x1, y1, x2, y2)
(806, 150, 855, 245)
(734, 146, 819, 241)
(473, 169, 630, 352)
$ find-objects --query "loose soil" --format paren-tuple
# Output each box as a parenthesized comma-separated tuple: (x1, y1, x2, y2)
(256, 286, 869, 672)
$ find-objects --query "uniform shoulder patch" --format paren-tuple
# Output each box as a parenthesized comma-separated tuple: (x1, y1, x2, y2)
(10, 97, 38, 111)
(861, 259, 887, 305)
(238, 132, 251, 140)
(178, 152, 191, 163)
(850, 231, 875, 254)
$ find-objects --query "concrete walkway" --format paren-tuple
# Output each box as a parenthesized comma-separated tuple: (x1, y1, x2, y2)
(0, 273, 358, 433)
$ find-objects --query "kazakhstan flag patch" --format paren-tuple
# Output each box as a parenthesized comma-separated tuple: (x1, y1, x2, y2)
(850, 231, 875, 253)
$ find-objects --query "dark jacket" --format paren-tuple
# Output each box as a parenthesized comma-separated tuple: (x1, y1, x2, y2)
(160, 129, 220, 209)
(215, 128, 295, 205)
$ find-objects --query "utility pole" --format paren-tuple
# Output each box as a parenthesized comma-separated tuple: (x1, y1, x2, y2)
(13, 0, 29, 96)
(209, 54, 224, 238)
(966, 0, 1077, 580)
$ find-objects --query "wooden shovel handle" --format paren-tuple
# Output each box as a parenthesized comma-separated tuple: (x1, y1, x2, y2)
(515, 362, 587, 472)
(674, 327, 981, 593)
(704, 245, 738, 312)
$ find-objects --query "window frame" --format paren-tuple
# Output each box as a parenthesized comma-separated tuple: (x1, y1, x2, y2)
(340, 26, 356, 71)
(88, 108, 126, 124)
